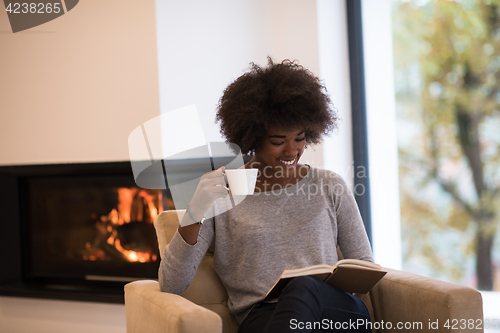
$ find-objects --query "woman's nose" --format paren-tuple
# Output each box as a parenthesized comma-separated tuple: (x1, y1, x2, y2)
(283, 141, 302, 156)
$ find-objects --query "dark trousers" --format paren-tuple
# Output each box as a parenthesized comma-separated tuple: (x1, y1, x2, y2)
(238, 276, 371, 333)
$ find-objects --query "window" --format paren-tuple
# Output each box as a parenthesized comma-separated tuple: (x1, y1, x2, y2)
(363, 0, 500, 324)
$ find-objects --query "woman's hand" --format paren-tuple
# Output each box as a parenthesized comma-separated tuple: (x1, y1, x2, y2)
(184, 166, 229, 224)
(178, 167, 228, 245)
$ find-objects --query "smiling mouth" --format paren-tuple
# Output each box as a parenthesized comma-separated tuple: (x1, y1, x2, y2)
(277, 157, 297, 166)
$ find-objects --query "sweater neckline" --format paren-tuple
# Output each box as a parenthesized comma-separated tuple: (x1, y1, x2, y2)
(252, 164, 314, 196)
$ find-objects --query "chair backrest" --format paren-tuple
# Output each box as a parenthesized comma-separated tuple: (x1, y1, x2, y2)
(154, 210, 239, 333)
(154, 210, 184, 258)
(154, 211, 229, 301)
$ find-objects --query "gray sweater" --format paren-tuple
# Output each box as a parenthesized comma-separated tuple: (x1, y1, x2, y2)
(159, 167, 374, 324)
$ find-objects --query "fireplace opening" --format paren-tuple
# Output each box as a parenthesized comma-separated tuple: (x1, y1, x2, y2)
(27, 176, 170, 283)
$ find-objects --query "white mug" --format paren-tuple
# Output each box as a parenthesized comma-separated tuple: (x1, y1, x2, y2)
(224, 169, 258, 195)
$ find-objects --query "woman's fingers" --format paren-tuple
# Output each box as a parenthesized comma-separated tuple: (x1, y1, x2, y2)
(201, 166, 226, 179)
(203, 175, 227, 188)
(212, 186, 230, 197)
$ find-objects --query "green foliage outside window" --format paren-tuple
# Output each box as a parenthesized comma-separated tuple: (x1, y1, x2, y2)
(393, 0, 500, 291)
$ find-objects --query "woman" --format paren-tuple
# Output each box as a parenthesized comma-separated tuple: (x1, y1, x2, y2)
(159, 59, 373, 332)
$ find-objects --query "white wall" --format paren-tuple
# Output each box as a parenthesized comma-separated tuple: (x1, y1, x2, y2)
(0, 0, 160, 166)
(317, 0, 354, 183)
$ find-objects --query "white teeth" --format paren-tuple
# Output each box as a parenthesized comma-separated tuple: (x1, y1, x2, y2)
(278, 158, 295, 165)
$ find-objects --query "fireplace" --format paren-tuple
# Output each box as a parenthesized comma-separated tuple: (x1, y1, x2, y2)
(0, 161, 172, 303)
(0, 154, 249, 303)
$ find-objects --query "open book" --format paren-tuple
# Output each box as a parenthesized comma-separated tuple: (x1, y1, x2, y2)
(265, 259, 387, 300)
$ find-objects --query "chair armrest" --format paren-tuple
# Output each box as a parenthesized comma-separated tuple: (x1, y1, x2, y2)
(125, 280, 222, 333)
(369, 268, 483, 332)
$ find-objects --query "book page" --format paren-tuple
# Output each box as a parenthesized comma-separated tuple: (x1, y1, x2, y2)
(335, 259, 382, 270)
(281, 264, 333, 279)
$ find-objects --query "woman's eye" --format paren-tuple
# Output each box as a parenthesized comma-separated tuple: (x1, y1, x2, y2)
(296, 137, 305, 142)
(271, 142, 284, 146)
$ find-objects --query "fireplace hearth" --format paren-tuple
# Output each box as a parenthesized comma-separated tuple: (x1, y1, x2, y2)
(0, 161, 174, 303)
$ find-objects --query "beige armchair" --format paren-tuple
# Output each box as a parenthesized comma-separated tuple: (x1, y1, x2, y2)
(125, 211, 484, 333)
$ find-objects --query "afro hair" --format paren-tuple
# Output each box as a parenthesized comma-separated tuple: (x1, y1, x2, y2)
(215, 58, 338, 155)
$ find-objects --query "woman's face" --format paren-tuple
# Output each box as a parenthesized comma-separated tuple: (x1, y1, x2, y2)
(253, 124, 306, 178)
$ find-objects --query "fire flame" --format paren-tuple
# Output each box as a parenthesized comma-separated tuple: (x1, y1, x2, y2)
(84, 188, 164, 263)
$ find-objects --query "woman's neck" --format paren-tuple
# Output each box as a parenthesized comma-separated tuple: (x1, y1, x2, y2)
(245, 157, 309, 191)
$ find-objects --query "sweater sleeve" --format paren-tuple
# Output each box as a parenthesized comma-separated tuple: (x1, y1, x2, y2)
(331, 174, 374, 262)
(158, 218, 214, 294)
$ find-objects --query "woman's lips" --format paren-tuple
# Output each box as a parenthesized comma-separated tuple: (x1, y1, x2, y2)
(277, 157, 297, 167)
